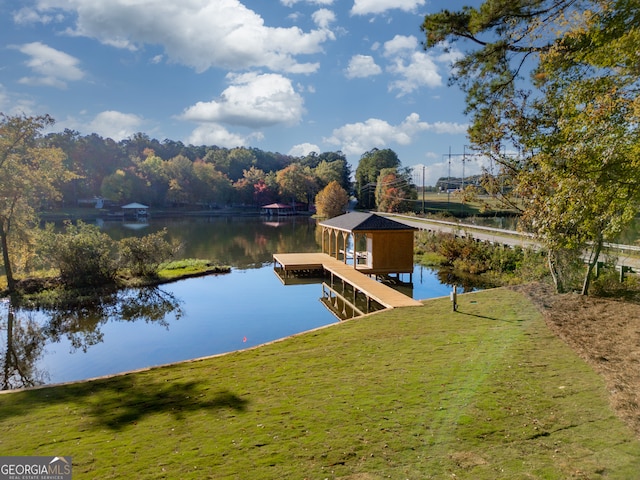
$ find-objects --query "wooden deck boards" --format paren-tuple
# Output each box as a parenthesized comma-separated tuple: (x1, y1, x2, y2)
(273, 252, 422, 309)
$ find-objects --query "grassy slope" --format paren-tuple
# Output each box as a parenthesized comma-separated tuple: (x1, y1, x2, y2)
(1, 288, 638, 479)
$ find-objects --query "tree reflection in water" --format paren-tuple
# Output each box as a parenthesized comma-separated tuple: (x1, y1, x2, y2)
(0, 287, 183, 390)
(436, 268, 498, 292)
(1, 303, 47, 390)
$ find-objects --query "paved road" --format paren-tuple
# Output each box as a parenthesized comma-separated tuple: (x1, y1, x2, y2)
(380, 214, 539, 249)
(379, 213, 640, 271)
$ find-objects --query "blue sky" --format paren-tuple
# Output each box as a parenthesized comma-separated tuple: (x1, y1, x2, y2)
(0, 0, 486, 185)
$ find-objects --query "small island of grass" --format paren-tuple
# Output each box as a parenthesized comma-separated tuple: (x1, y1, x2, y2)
(1, 222, 230, 306)
(122, 258, 231, 287)
(3, 258, 230, 308)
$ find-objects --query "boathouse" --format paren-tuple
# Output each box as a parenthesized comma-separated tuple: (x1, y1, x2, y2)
(121, 202, 149, 219)
(261, 202, 295, 216)
(273, 212, 421, 318)
(318, 212, 417, 279)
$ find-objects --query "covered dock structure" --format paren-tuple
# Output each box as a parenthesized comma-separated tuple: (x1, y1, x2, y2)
(318, 212, 417, 281)
(273, 212, 421, 318)
(261, 202, 295, 216)
(121, 202, 149, 219)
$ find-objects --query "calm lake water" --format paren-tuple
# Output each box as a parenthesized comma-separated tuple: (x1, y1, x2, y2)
(1, 216, 458, 390)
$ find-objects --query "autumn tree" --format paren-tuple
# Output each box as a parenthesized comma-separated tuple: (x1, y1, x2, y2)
(192, 160, 233, 206)
(0, 114, 69, 293)
(375, 168, 416, 213)
(355, 148, 400, 209)
(101, 168, 135, 202)
(313, 155, 351, 192)
(68, 133, 126, 197)
(422, 0, 640, 294)
(134, 152, 169, 206)
(164, 155, 196, 206)
(276, 163, 318, 206)
(234, 166, 266, 206)
(43, 129, 83, 205)
(120, 132, 157, 161)
(219, 147, 257, 182)
(315, 180, 349, 219)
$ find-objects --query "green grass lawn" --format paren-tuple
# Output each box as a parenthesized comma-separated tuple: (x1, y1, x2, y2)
(131, 259, 230, 285)
(413, 192, 519, 217)
(1, 288, 638, 479)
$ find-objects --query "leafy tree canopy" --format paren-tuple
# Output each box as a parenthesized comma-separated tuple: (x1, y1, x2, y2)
(375, 167, 417, 213)
(355, 148, 401, 209)
(315, 180, 349, 219)
(422, 0, 640, 294)
(0, 114, 70, 292)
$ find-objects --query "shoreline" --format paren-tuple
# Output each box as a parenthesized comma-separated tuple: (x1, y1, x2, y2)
(1, 263, 230, 302)
(0, 304, 354, 395)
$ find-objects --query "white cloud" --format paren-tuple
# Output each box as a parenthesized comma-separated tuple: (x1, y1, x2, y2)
(345, 55, 382, 79)
(383, 34, 417, 56)
(88, 111, 144, 141)
(289, 142, 320, 157)
(312, 9, 336, 30)
(324, 113, 467, 156)
(296, 82, 316, 94)
(187, 124, 256, 148)
(0, 84, 37, 116)
(435, 43, 465, 66)
(12, 7, 64, 25)
(351, 0, 425, 15)
(281, 0, 334, 6)
(387, 52, 441, 95)
(428, 121, 468, 135)
(0, 85, 7, 109)
(32, 0, 334, 74)
(411, 163, 445, 187)
(180, 72, 305, 128)
(12, 42, 85, 89)
(380, 36, 463, 96)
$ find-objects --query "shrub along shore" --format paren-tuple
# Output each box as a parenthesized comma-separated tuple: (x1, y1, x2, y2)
(2, 259, 230, 305)
(1, 288, 638, 479)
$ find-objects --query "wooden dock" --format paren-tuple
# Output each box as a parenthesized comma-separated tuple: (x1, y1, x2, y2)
(273, 252, 422, 310)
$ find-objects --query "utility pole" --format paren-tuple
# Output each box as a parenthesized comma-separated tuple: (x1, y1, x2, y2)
(462, 145, 467, 215)
(422, 164, 425, 214)
(447, 146, 451, 206)
(462, 145, 466, 191)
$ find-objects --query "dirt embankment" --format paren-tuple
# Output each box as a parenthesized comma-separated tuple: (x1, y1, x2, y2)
(517, 283, 640, 438)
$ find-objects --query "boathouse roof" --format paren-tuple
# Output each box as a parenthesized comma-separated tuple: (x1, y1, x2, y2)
(319, 212, 416, 232)
(121, 202, 149, 209)
(262, 203, 292, 209)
